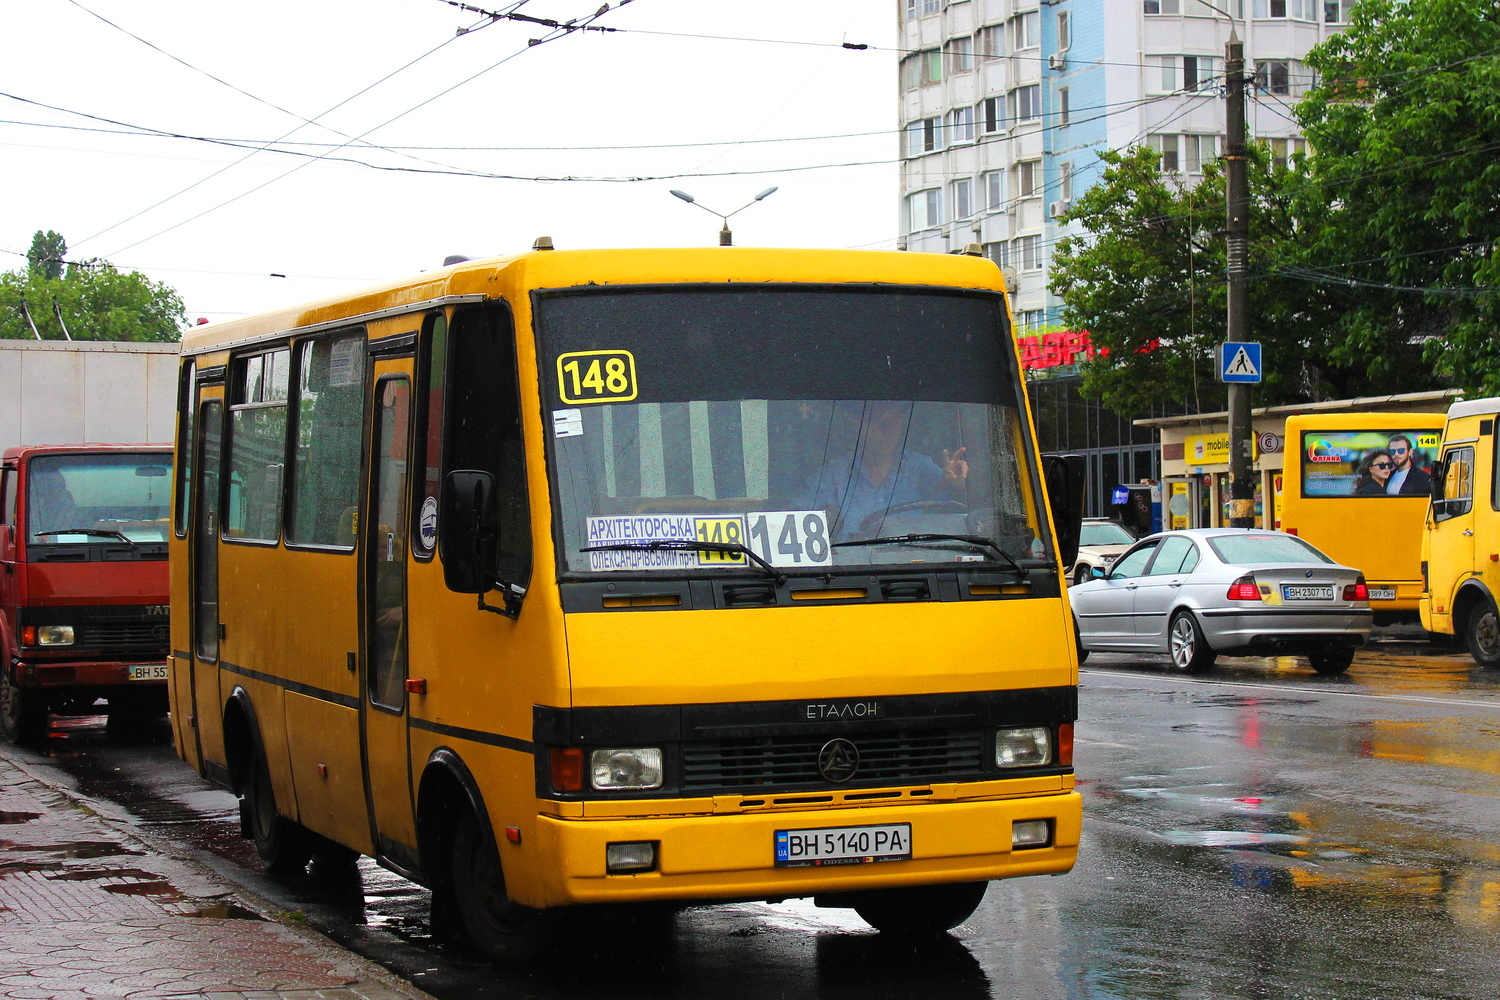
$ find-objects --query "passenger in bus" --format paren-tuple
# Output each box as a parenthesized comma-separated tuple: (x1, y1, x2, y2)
(794, 400, 969, 540)
(1385, 434, 1433, 495)
(1352, 450, 1395, 496)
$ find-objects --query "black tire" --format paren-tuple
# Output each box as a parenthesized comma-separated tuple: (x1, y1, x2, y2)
(247, 747, 312, 874)
(1072, 565, 1091, 587)
(1073, 617, 1089, 664)
(448, 809, 557, 961)
(1463, 599, 1500, 668)
(1308, 647, 1356, 676)
(851, 881, 989, 936)
(1168, 610, 1216, 673)
(0, 668, 48, 745)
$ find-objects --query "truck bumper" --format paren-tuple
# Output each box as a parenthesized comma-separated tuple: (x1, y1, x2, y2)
(526, 791, 1081, 908)
(11, 658, 169, 688)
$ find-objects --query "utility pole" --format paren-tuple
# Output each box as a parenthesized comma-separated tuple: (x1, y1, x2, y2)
(1224, 28, 1255, 529)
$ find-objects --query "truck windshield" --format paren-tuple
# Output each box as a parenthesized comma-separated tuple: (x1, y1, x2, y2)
(26, 453, 172, 544)
(537, 285, 1048, 575)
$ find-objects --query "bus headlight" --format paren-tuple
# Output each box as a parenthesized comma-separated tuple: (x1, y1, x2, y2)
(30, 625, 76, 647)
(995, 727, 1052, 768)
(590, 748, 664, 790)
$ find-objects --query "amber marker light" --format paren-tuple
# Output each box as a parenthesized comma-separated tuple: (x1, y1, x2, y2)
(550, 747, 583, 792)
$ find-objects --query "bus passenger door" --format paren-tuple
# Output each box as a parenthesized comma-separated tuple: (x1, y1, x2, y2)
(1429, 444, 1476, 620)
(190, 387, 226, 763)
(361, 362, 417, 859)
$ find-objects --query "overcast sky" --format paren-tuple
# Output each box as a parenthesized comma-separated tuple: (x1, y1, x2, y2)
(4, 0, 898, 324)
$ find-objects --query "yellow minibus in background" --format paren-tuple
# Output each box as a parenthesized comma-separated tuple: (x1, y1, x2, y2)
(1422, 397, 1500, 666)
(1279, 413, 1443, 623)
(168, 244, 1085, 959)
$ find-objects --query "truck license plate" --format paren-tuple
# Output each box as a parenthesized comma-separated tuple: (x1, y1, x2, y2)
(1282, 585, 1334, 601)
(128, 663, 168, 681)
(774, 823, 911, 867)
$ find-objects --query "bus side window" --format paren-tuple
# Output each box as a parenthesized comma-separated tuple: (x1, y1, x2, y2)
(443, 304, 532, 597)
(1434, 447, 1473, 521)
(1, 467, 14, 527)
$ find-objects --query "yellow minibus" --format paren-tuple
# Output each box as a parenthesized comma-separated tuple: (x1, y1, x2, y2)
(1279, 413, 1443, 623)
(1421, 397, 1500, 666)
(168, 244, 1085, 958)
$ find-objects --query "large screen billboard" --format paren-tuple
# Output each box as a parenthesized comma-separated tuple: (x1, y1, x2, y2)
(1299, 428, 1440, 497)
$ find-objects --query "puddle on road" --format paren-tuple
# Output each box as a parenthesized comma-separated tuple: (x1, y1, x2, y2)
(180, 901, 265, 920)
(1161, 830, 1311, 849)
(6, 840, 144, 859)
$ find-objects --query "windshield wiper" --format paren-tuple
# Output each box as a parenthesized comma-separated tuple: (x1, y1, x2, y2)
(35, 528, 138, 549)
(831, 533, 1029, 577)
(581, 539, 788, 585)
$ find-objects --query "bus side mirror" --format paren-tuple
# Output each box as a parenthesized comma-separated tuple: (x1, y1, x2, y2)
(440, 470, 497, 595)
(1043, 453, 1086, 569)
(1430, 459, 1445, 502)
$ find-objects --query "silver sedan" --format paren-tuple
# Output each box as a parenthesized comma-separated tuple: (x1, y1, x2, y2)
(1069, 528, 1373, 675)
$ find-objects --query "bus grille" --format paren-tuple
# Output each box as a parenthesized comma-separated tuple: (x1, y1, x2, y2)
(80, 622, 169, 654)
(682, 729, 985, 790)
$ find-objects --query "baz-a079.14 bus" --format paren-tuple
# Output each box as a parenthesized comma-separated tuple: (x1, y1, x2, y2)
(169, 244, 1085, 958)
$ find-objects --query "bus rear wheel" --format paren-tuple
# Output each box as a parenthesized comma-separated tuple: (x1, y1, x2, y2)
(247, 747, 312, 874)
(0, 670, 47, 745)
(448, 810, 557, 961)
(850, 881, 988, 936)
(1464, 600, 1500, 668)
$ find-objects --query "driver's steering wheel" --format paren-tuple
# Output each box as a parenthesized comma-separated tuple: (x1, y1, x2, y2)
(857, 500, 967, 534)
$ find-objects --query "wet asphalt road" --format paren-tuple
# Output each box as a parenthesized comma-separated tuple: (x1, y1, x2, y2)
(6, 630, 1500, 1000)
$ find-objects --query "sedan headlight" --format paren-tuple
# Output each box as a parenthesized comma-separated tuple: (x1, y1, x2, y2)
(590, 748, 663, 790)
(995, 727, 1052, 768)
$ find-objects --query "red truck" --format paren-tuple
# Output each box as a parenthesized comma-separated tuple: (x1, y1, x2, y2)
(0, 444, 172, 743)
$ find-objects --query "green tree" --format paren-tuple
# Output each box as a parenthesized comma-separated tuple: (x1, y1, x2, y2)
(1, 236, 184, 342)
(1295, 0, 1500, 394)
(1049, 144, 1386, 416)
(27, 231, 67, 280)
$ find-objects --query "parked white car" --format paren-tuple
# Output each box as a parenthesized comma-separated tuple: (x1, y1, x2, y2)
(1069, 518, 1137, 586)
(1070, 528, 1372, 675)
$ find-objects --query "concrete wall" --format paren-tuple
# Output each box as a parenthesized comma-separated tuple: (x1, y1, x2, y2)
(1, 341, 179, 450)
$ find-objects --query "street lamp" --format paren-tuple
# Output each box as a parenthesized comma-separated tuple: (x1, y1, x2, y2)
(669, 187, 779, 246)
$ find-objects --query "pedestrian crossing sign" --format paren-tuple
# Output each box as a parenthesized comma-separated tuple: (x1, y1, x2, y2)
(1220, 341, 1262, 383)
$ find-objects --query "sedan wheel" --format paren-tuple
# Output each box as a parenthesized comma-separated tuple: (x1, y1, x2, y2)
(1308, 647, 1355, 675)
(1168, 611, 1216, 673)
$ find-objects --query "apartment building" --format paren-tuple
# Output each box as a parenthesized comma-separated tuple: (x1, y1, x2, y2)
(898, 0, 1357, 332)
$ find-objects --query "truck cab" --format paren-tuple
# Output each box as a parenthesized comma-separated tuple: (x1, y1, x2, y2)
(0, 444, 172, 742)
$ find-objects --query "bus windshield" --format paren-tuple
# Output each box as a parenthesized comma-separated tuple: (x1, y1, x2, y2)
(538, 285, 1047, 574)
(26, 453, 172, 544)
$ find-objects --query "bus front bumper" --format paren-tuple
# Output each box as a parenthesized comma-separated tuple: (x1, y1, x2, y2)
(526, 792, 1081, 908)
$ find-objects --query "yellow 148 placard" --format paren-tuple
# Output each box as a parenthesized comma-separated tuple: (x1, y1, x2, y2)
(557, 350, 637, 404)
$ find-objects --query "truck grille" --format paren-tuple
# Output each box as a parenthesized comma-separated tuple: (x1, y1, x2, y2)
(682, 728, 986, 791)
(79, 622, 169, 655)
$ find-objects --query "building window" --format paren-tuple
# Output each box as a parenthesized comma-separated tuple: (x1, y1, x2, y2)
(904, 0, 941, 20)
(1011, 10, 1040, 50)
(1058, 11, 1071, 51)
(1059, 162, 1073, 203)
(978, 24, 1006, 60)
(948, 106, 975, 144)
(1059, 87, 1070, 126)
(1018, 160, 1040, 198)
(907, 189, 942, 231)
(1145, 0, 1180, 13)
(1184, 55, 1217, 91)
(1184, 134, 1218, 174)
(902, 50, 942, 88)
(1255, 0, 1289, 17)
(905, 117, 941, 156)
(1268, 136, 1306, 169)
(951, 178, 974, 220)
(983, 242, 1010, 268)
(1017, 309, 1045, 329)
(983, 170, 1006, 211)
(945, 36, 975, 74)
(980, 95, 1006, 134)
(1254, 59, 1291, 96)
(1149, 134, 1181, 172)
(1324, 0, 1353, 22)
(1012, 84, 1041, 123)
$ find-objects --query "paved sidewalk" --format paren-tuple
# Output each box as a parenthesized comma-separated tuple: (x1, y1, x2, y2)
(0, 753, 436, 1000)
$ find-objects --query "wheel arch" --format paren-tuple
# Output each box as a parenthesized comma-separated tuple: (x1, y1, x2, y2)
(416, 748, 495, 889)
(1452, 578, 1496, 631)
(221, 685, 262, 796)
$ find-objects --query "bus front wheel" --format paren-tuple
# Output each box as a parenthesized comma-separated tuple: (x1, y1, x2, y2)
(448, 810, 557, 961)
(1464, 600, 1500, 668)
(850, 880, 988, 936)
(0, 670, 47, 745)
